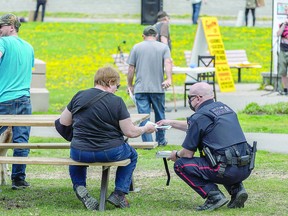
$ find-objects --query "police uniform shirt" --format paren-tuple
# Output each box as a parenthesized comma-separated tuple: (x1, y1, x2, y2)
(182, 99, 214, 152)
(182, 99, 246, 153)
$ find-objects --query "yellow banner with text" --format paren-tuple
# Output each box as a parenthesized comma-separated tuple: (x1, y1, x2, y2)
(201, 17, 235, 92)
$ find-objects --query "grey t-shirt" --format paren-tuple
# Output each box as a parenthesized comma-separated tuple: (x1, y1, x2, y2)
(127, 40, 171, 93)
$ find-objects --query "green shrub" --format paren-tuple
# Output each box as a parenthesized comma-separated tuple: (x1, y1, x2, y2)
(242, 102, 288, 115)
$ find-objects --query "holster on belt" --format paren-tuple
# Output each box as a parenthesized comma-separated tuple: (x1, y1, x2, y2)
(203, 147, 217, 168)
(249, 141, 257, 170)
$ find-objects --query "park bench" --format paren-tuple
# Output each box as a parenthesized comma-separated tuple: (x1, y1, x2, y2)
(0, 142, 157, 211)
(112, 53, 129, 74)
(0, 142, 157, 150)
(184, 50, 262, 82)
(0, 155, 130, 211)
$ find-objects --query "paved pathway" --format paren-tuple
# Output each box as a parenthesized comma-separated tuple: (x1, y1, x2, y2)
(0, 0, 272, 27)
(0, 0, 272, 17)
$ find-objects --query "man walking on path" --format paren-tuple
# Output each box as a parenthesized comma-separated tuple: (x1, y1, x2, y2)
(153, 11, 172, 50)
(127, 26, 172, 146)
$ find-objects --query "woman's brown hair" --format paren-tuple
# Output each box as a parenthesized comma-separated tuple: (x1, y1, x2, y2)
(94, 66, 120, 87)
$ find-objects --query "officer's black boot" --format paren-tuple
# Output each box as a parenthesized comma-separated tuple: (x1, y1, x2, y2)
(227, 183, 248, 208)
(196, 190, 228, 211)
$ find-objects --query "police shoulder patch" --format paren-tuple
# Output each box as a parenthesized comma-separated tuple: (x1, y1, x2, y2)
(210, 105, 233, 116)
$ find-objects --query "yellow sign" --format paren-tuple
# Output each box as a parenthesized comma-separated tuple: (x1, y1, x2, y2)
(201, 17, 235, 92)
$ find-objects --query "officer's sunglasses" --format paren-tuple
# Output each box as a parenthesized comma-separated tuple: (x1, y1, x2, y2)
(187, 94, 202, 102)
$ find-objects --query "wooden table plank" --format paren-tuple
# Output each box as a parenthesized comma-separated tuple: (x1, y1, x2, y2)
(0, 142, 158, 149)
(0, 114, 149, 126)
(172, 66, 215, 75)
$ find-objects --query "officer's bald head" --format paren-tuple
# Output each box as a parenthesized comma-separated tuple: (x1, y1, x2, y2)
(189, 82, 214, 99)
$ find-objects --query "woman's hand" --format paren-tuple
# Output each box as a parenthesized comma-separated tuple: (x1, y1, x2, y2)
(143, 124, 157, 134)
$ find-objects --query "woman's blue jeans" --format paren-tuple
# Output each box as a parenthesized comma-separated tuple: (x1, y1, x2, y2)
(135, 93, 166, 145)
(0, 96, 31, 181)
(69, 143, 138, 194)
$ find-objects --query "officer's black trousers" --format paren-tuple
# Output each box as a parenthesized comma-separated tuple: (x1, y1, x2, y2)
(174, 157, 251, 199)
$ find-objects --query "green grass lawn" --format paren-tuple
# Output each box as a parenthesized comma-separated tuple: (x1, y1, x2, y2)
(0, 147, 287, 215)
(17, 22, 270, 113)
(239, 113, 288, 133)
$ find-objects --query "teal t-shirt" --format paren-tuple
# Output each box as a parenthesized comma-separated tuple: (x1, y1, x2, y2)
(0, 36, 34, 102)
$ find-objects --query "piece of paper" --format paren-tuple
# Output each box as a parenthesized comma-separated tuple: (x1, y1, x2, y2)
(156, 151, 172, 158)
(145, 121, 172, 130)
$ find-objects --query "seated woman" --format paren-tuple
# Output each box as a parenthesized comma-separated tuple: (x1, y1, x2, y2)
(59, 66, 156, 210)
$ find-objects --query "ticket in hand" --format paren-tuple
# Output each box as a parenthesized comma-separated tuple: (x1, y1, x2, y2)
(145, 121, 172, 130)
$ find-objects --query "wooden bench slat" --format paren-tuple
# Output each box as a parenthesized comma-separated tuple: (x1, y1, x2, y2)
(184, 50, 250, 66)
(0, 142, 158, 149)
(184, 50, 261, 82)
(0, 143, 70, 149)
(0, 156, 130, 166)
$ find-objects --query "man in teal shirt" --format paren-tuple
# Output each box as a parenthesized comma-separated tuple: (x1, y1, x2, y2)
(0, 13, 34, 190)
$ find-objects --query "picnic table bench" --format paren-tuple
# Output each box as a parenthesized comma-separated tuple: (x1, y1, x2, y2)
(0, 142, 157, 150)
(0, 155, 130, 211)
(0, 114, 152, 211)
(184, 50, 262, 82)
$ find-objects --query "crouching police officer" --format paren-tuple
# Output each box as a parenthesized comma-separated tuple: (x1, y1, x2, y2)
(157, 82, 256, 211)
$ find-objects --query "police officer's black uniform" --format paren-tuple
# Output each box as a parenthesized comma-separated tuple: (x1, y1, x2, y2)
(174, 99, 253, 209)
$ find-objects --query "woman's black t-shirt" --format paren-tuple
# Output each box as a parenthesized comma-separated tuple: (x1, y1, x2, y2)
(67, 88, 130, 151)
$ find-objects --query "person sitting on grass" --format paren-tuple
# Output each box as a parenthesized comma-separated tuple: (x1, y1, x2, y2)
(59, 66, 156, 210)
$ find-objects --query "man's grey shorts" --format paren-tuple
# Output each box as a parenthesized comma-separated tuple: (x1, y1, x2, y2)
(278, 50, 288, 76)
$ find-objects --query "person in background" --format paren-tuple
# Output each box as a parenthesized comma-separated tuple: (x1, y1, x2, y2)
(0, 13, 34, 190)
(277, 10, 288, 95)
(189, 0, 207, 25)
(245, 0, 260, 26)
(59, 66, 156, 210)
(34, 0, 47, 22)
(127, 26, 172, 147)
(157, 82, 255, 211)
(153, 11, 174, 112)
(153, 11, 171, 50)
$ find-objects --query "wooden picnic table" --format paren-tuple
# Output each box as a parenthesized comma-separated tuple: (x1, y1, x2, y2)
(0, 113, 151, 211)
(0, 113, 149, 127)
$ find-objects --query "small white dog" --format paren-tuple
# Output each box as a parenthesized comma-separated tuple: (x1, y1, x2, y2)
(0, 127, 12, 185)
